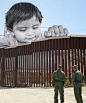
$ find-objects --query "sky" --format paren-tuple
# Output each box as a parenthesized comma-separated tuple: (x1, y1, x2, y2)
(0, 0, 86, 39)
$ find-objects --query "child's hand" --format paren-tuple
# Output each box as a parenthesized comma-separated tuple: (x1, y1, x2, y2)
(44, 25, 68, 38)
(0, 34, 18, 47)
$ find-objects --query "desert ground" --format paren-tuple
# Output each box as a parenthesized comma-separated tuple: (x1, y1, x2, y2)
(0, 86, 86, 103)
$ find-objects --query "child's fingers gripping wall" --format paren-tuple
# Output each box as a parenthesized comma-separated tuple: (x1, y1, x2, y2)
(43, 25, 68, 38)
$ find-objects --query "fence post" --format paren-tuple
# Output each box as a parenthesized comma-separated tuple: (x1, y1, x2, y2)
(1, 47, 5, 86)
(14, 47, 18, 87)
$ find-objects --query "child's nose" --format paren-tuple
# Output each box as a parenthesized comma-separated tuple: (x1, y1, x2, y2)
(26, 29, 35, 36)
(26, 29, 35, 39)
(26, 29, 33, 35)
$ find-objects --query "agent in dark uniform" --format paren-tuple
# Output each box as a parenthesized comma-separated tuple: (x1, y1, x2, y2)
(52, 65, 67, 103)
(72, 65, 85, 103)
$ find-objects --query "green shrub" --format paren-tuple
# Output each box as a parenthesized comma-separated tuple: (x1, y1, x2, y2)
(64, 79, 86, 87)
(64, 79, 73, 87)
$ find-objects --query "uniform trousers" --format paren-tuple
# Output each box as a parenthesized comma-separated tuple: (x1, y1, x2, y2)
(74, 83, 83, 103)
(54, 82, 64, 103)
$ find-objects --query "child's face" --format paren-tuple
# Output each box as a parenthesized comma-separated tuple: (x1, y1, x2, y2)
(12, 16, 41, 43)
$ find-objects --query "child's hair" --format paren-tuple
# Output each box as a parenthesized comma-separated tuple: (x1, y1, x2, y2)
(6, 2, 43, 32)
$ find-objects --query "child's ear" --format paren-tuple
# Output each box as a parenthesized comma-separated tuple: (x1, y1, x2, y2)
(8, 30, 15, 36)
(10, 32, 15, 36)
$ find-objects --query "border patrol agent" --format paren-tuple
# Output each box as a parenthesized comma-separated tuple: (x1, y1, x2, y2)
(52, 65, 67, 103)
(72, 65, 85, 103)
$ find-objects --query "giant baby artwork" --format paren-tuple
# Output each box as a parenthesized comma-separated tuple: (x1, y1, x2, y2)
(0, 2, 70, 87)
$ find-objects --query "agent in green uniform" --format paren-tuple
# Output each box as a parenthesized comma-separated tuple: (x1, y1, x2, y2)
(52, 65, 67, 103)
(72, 65, 85, 103)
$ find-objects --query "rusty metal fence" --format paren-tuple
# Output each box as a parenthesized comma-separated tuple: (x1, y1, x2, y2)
(0, 35, 86, 87)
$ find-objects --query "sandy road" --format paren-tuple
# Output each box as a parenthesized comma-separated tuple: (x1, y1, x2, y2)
(0, 87, 86, 103)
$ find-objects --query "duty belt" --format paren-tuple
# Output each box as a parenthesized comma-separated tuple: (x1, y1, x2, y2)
(55, 80, 63, 82)
(74, 80, 81, 83)
(54, 80, 64, 83)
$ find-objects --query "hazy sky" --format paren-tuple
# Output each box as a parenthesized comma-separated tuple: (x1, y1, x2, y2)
(0, 0, 86, 38)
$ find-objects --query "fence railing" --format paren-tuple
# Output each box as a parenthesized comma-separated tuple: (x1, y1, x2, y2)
(0, 35, 86, 87)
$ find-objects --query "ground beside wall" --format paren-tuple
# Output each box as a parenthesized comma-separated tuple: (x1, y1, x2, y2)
(0, 86, 86, 103)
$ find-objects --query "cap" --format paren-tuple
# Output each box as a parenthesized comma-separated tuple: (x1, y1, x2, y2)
(58, 65, 62, 68)
(72, 65, 78, 69)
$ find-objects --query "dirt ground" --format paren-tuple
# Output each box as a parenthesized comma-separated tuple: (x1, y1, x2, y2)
(0, 86, 86, 103)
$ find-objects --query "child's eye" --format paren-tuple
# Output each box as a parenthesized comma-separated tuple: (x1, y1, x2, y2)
(19, 28, 27, 31)
(33, 26, 38, 29)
